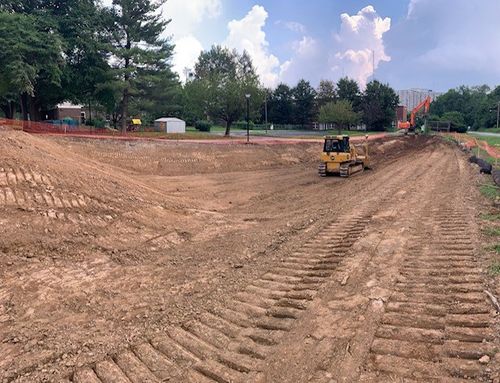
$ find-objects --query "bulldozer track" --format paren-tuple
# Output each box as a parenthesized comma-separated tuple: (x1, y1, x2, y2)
(0, 166, 116, 225)
(71, 213, 374, 383)
(67, 153, 429, 383)
(362, 208, 494, 382)
(3, 133, 498, 383)
(359, 150, 494, 382)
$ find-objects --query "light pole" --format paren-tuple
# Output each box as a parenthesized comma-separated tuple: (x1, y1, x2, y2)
(264, 94, 268, 134)
(497, 101, 499, 130)
(245, 94, 251, 143)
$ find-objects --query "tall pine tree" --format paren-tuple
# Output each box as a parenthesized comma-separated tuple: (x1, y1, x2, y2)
(108, 0, 174, 132)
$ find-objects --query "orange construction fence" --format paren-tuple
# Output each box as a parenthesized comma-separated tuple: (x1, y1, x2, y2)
(445, 132, 500, 164)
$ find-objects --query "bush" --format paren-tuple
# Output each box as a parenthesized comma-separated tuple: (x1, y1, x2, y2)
(233, 121, 255, 130)
(87, 119, 106, 128)
(195, 120, 211, 132)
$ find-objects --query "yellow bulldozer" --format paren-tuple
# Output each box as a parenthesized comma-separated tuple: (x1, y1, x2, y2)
(318, 135, 370, 177)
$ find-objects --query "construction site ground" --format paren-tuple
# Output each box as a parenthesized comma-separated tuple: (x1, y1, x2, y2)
(0, 128, 499, 383)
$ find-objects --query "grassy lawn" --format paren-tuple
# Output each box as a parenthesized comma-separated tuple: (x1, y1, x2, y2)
(477, 127, 500, 133)
(128, 131, 233, 140)
(126, 127, 387, 140)
(474, 135, 500, 147)
(479, 183, 500, 200)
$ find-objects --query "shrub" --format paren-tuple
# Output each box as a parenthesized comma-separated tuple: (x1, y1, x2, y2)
(195, 120, 211, 132)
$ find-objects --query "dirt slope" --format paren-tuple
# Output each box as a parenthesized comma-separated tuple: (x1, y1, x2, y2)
(0, 130, 497, 382)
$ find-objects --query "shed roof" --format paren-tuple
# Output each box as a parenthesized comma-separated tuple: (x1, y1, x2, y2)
(57, 102, 83, 109)
(155, 117, 185, 123)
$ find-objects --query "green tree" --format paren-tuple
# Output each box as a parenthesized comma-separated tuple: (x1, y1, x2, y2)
(0, 12, 64, 120)
(268, 83, 294, 124)
(319, 100, 359, 134)
(361, 80, 399, 131)
(108, 0, 173, 132)
(293, 79, 317, 126)
(440, 111, 466, 132)
(191, 46, 262, 136)
(337, 77, 361, 112)
(56, 0, 114, 123)
(430, 85, 495, 130)
(317, 79, 336, 108)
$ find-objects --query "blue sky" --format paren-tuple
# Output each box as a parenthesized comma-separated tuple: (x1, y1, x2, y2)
(145, 0, 500, 91)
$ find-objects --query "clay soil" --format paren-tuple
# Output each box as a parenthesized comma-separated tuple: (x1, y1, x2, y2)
(0, 128, 498, 382)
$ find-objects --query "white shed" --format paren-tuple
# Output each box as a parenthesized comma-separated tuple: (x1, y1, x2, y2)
(154, 117, 186, 133)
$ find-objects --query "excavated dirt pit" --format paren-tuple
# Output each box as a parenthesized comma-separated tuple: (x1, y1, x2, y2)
(0, 130, 498, 382)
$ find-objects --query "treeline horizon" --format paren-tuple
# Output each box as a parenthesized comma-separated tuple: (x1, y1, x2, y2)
(1, 1, 498, 134)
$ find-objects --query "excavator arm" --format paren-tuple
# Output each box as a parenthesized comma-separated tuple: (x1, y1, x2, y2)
(410, 96, 431, 127)
(398, 96, 431, 131)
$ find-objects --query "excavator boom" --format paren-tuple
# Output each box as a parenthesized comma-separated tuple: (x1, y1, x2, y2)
(410, 96, 431, 126)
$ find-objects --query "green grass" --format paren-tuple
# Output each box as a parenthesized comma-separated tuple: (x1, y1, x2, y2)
(128, 131, 232, 140)
(480, 183, 500, 200)
(477, 127, 500, 133)
(486, 243, 500, 253)
(482, 226, 500, 237)
(488, 261, 500, 275)
(480, 213, 500, 221)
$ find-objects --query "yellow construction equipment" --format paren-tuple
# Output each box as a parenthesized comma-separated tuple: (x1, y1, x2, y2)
(318, 135, 370, 177)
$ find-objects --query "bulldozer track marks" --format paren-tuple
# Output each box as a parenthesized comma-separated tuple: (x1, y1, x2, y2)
(70, 212, 374, 382)
(362, 216, 493, 379)
(0, 167, 114, 224)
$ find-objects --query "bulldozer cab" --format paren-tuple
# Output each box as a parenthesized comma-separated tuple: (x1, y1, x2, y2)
(323, 136, 350, 153)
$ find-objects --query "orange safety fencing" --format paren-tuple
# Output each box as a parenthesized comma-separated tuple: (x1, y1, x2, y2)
(0, 118, 166, 136)
(0, 118, 123, 136)
(444, 132, 500, 164)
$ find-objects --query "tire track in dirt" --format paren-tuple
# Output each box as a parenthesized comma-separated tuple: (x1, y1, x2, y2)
(231, 142, 496, 383)
(64, 144, 439, 383)
(0, 166, 117, 226)
(358, 145, 495, 382)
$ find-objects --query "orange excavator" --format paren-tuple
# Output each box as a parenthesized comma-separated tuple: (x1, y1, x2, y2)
(398, 96, 431, 132)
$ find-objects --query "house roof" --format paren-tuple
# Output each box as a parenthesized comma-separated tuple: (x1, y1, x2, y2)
(57, 102, 83, 109)
(155, 117, 185, 123)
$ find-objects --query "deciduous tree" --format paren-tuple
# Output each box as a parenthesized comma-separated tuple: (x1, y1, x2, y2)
(292, 79, 317, 126)
(191, 46, 262, 136)
(337, 77, 361, 112)
(319, 100, 359, 134)
(361, 80, 399, 131)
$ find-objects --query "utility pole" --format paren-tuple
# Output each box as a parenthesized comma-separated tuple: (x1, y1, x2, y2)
(265, 95, 268, 134)
(245, 94, 251, 143)
(497, 101, 499, 130)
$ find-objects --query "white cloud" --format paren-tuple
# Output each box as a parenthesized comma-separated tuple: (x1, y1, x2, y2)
(407, 0, 500, 71)
(279, 35, 323, 85)
(331, 5, 391, 88)
(161, 0, 221, 38)
(172, 35, 203, 80)
(160, 0, 222, 79)
(224, 5, 281, 88)
(293, 36, 317, 56)
(276, 20, 306, 34)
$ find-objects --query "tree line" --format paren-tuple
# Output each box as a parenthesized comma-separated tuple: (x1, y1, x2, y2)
(0, 0, 178, 132)
(429, 85, 500, 131)
(0, 0, 402, 134)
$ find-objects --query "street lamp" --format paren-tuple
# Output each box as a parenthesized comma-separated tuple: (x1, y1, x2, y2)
(245, 94, 251, 143)
(489, 102, 500, 130)
(497, 101, 499, 130)
(264, 94, 268, 134)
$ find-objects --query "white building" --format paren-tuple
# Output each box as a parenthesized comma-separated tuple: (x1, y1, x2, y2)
(397, 89, 443, 111)
(154, 117, 186, 133)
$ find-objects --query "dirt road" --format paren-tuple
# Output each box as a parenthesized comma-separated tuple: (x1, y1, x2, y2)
(0, 129, 498, 382)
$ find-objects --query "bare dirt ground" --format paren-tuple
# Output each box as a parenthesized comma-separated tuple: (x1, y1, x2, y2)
(0, 128, 498, 382)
